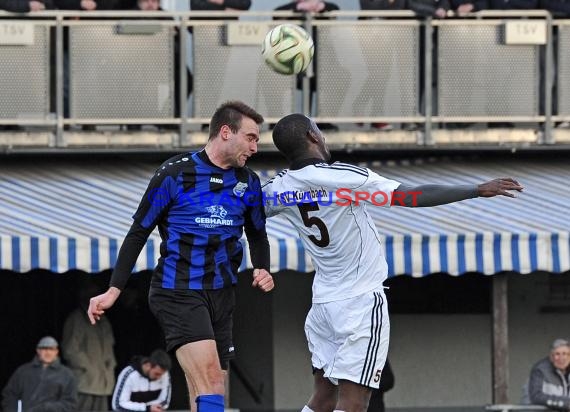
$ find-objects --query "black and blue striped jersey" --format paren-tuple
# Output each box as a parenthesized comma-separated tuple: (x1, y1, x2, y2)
(119, 150, 268, 290)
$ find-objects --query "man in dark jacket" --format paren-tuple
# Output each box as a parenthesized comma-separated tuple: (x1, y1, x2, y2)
(1, 336, 78, 412)
(528, 338, 570, 410)
(0, 0, 53, 12)
(190, 0, 250, 12)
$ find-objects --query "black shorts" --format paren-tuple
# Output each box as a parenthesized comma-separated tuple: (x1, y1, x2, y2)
(148, 286, 236, 369)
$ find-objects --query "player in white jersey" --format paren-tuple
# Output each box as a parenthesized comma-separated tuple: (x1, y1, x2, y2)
(263, 114, 523, 412)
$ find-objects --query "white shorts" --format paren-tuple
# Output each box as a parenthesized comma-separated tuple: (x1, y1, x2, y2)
(304, 290, 390, 389)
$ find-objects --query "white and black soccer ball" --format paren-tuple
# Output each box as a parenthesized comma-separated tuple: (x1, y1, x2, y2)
(261, 24, 314, 75)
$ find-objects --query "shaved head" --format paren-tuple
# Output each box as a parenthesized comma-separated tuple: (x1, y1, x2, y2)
(272, 114, 314, 161)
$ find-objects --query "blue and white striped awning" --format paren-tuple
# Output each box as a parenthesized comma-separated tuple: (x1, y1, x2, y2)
(0, 157, 568, 276)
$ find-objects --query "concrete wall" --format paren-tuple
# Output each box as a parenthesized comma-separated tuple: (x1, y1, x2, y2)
(387, 314, 492, 407)
(272, 272, 314, 410)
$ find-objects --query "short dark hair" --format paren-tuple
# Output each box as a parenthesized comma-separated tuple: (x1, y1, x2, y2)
(209, 101, 264, 140)
(272, 113, 311, 161)
(148, 349, 172, 371)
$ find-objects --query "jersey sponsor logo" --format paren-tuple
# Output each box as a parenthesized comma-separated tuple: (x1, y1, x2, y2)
(210, 177, 224, 184)
(195, 205, 234, 228)
(265, 188, 332, 207)
(233, 182, 248, 197)
(207, 205, 227, 219)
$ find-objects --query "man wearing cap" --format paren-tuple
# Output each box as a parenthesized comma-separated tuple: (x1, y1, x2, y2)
(528, 338, 570, 410)
(1, 336, 78, 412)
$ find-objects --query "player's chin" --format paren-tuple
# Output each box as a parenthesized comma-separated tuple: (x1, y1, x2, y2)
(237, 156, 250, 167)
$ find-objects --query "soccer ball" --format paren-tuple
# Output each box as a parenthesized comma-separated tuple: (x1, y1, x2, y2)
(261, 24, 314, 75)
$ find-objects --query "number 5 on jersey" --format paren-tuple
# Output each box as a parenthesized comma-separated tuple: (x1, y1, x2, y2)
(297, 202, 330, 247)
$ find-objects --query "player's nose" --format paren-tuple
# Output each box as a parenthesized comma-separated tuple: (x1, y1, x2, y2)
(250, 140, 258, 153)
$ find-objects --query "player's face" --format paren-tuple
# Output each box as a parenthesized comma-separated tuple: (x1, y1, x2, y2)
(550, 345, 570, 371)
(36, 347, 59, 365)
(310, 120, 331, 161)
(228, 117, 260, 168)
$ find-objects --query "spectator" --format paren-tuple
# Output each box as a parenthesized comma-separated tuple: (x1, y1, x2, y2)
(275, 0, 340, 131)
(62, 282, 116, 411)
(450, 0, 487, 16)
(367, 359, 395, 412)
(190, 0, 251, 11)
(1, 336, 77, 412)
(55, 0, 116, 10)
(112, 349, 172, 412)
(276, 0, 337, 12)
(407, 0, 449, 17)
(528, 338, 570, 410)
(0, 0, 53, 12)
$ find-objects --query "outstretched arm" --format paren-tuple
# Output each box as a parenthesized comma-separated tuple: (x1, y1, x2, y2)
(393, 178, 523, 207)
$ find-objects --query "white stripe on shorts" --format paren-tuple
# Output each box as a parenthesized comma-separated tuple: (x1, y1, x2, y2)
(360, 292, 383, 386)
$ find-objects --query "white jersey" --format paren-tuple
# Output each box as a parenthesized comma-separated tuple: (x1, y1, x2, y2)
(263, 161, 401, 303)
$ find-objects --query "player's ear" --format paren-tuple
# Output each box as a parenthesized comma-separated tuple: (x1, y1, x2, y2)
(307, 129, 319, 143)
(220, 124, 232, 140)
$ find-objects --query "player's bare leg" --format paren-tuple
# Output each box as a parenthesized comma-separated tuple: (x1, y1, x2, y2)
(176, 340, 225, 412)
(183, 373, 198, 412)
(306, 369, 337, 412)
(335, 379, 372, 412)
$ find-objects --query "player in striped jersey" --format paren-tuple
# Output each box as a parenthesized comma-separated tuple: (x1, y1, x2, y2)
(264, 113, 523, 412)
(87, 101, 274, 412)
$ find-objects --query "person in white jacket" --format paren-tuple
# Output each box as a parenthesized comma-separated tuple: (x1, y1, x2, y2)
(112, 350, 172, 412)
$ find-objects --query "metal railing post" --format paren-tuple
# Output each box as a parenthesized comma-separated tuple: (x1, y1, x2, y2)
(302, 13, 314, 116)
(544, 13, 554, 144)
(178, 16, 188, 147)
(424, 18, 433, 145)
(55, 15, 64, 147)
